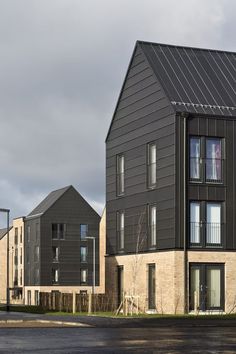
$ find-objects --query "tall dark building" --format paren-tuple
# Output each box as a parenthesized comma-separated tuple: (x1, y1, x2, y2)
(24, 185, 100, 305)
(106, 41, 236, 314)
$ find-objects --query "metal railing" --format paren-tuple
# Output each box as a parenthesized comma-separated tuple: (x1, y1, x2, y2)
(190, 222, 222, 245)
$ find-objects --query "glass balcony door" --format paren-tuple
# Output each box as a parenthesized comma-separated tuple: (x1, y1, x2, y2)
(189, 264, 224, 312)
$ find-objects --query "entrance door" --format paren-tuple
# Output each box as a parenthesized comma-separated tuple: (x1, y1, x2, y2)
(190, 264, 224, 312)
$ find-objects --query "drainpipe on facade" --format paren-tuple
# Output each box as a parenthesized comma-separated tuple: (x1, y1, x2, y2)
(181, 112, 189, 314)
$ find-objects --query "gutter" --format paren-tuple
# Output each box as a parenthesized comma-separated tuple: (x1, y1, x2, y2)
(181, 112, 189, 314)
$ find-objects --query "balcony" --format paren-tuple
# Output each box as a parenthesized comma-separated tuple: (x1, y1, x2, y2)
(190, 222, 222, 247)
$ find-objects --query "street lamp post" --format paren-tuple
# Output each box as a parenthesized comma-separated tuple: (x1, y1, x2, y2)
(85, 236, 96, 297)
(0, 208, 10, 312)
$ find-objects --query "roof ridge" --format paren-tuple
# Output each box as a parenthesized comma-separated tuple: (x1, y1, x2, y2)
(137, 40, 236, 55)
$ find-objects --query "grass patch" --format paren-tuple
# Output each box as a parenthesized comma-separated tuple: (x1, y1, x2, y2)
(0, 305, 46, 314)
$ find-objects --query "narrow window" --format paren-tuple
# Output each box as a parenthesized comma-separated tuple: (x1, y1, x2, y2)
(117, 211, 124, 251)
(147, 143, 156, 188)
(34, 246, 39, 263)
(27, 225, 30, 242)
(20, 227, 22, 243)
(148, 264, 156, 310)
(52, 269, 59, 284)
(80, 269, 87, 284)
(80, 246, 87, 262)
(14, 249, 18, 266)
(35, 290, 40, 306)
(206, 203, 221, 245)
(149, 205, 157, 247)
(34, 268, 39, 284)
(190, 202, 201, 244)
(117, 266, 124, 306)
(20, 248, 22, 265)
(206, 138, 222, 182)
(14, 228, 18, 245)
(20, 269, 22, 286)
(190, 137, 201, 180)
(80, 224, 88, 239)
(36, 223, 39, 241)
(52, 246, 59, 262)
(117, 154, 124, 196)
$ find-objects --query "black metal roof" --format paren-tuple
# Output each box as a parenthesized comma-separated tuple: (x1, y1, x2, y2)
(138, 41, 236, 116)
(27, 185, 72, 218)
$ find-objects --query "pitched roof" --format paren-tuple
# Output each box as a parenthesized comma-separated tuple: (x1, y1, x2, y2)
(0, 227, 12, 240)
(27, 186, 72, 218)
(137, 41, 236, 117)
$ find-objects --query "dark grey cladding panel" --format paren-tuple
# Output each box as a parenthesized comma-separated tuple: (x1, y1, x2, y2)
(139, 41, 236, 117)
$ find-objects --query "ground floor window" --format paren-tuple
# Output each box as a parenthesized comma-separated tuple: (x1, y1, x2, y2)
(148, 264, 156, 310)
(189, 263, 224, 312)
(117, 266, 124, 307)
(27, 290, 31, 305)
(35, 290, 40, 306)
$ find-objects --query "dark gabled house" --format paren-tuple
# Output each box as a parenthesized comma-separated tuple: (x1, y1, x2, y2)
(24, 185, 101, 305)
(105, 41, 236, 314)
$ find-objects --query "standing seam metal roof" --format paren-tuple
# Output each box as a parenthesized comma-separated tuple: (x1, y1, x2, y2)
(138, 41, 236, 117)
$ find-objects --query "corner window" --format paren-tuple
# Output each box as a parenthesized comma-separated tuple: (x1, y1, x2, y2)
(189, 137, 223, 183)
(117, 154, 124, 196)
(147, 143, 156, 188)
(189, 201, 223, 247)
(148, 204, 157, 248)
(80, 224, 88, 239)
(80, 246, 87, 262)
(80, 269, 87, 284)
(117, 211, 124, 251)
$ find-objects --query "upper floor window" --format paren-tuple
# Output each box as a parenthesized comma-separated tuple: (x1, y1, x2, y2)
(80, 224, 88, 239)
(20, 227, 23, 243)
(52, 246, 59, 262)
(34, 246, 39, 263)
(147, 143, 156, 188)
(190, 137, 223, 183)
(52, 223, 66, 240)
(148, 204, 157, 248)
(52, 269, 59, 284)
(190, 201, 223, 247)
(36, 223, 39, 241)
(14, 228, 18, 245)
(117, 154, 124, 196)
(80, 269, 87, 284)
(117, 211, 124, 251)
(80, 246, 87, 262)
(27, 226, 31, 242)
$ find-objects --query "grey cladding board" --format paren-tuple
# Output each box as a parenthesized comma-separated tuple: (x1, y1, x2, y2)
(106, 45, 176, 254)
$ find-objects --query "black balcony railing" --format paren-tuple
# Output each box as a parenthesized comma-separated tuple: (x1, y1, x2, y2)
(190, 158, 223, 183)
(190, 222, 222, 246)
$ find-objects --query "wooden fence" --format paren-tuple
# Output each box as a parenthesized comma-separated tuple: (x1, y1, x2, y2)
(39, 292, 117, 313)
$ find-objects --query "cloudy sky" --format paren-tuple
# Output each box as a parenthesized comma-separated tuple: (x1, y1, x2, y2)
(0, 0, 235, 226)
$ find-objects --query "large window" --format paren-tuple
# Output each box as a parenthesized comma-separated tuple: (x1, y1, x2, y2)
(148, 204, 157, 247)
(117, 154, 124, 196)
(117, 211, 124, 251)
(147, 143, 156, 188)
(52, 223, 66, 239)
(190, 201, 222, 247)
(189, 137, 223, 183)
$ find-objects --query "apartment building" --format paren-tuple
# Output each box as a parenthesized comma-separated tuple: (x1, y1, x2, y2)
(105, 41, 236, 314)
(0, 217, 24, 303)
(24, 185, 102, 305)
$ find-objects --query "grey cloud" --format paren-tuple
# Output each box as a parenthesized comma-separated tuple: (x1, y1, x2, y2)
(0, 0, 235, 226)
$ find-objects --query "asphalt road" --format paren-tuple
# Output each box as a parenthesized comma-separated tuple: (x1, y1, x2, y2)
(0, 326, 236, 353)
(0, 312, 236, 353)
